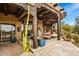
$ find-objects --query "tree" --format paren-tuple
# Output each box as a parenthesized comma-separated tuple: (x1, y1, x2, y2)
(74, 16, 79, 34)
(75, 16, 79, 25)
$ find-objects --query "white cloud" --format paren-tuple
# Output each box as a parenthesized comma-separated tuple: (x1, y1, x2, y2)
(63, 3, 79, 26)
(66, 3, 79, 15)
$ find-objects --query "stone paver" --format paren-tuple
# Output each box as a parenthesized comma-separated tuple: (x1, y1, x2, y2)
(0, 38, 79, 56)
(0, 42, 22, 56)
(28, 40, 79, 56)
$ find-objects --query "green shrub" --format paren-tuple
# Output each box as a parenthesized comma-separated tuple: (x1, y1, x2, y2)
(64, 32, 72, 39)
(72, 33, 79, 43)
(63, 32, 79, 43)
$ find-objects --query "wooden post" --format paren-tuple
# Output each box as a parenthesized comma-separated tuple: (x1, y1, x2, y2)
(0, 22, 1, 43)
(0, 22, 2, 43)
(11, 25, 13, 39)
(57, 14, 61, 40)
(32, 8, 38, 49)
(3, 4, 8, 15)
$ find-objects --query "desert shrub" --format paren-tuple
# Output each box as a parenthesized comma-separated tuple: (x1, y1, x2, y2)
(62, 24, 74, 33)
(64, 32, 72, 39)
(72, 33, 79, 43)
(63, 32, 79, 44)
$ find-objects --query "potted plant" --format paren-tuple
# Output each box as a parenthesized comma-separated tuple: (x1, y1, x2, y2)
(37, 27, 46, 47)
(10, 35, 16, 43)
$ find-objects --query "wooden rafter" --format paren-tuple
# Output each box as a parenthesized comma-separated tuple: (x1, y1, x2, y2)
(46, 14, 58, 19)
(19, 15, 27, 21)
(37, 7, 46, 12)
(38, 12, 52, 19)
(37, 9, 47, 15)
(18, 11, 27, 20)
(38, 13, 57, 20)
(53, 3, 58, 7)
(42, 13, 58, 25)
(48, 19, 57, 22)
(20, 14, 33, 21)
(38, 10, 51, 17)
(15, 8, 23, 17)
(44, 18, 57, 23)
(43, 16, 58, 22)
(15, 8, 21, 16)
(3, 4, 8, 15)
(0, 4, 3, 12)
(45, 20, 56, 25)
(60, 8, 64, 11)
(43, 17, 57, 26)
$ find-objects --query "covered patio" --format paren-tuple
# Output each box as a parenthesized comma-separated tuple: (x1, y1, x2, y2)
(0, 3, 65, 55)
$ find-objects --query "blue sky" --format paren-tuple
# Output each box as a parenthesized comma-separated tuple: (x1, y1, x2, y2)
(59, 3, 79, 25)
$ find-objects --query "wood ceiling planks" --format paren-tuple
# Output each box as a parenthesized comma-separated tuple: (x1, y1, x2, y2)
(37, 7, 58, 25)
(0, 3, 28, 21)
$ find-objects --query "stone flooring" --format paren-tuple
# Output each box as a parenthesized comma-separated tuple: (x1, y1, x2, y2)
(0, 38, 79, 56)
(26, 39, 79, 56)
(0, 42, 23, 56)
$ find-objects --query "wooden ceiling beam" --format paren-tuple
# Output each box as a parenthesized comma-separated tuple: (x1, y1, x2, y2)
(15, 8, 23, 17)
(60, 8, 64, 11)
(19, 14, 27, 21)
(20, 14, 33, 21)
(45, 14, 58, 19)
(42, 14, 58, 25)
(38, 10, 51, 17)
(53, 3, 58, 7)
(44, 21, 57, 26)
(15, 8, 20, 16)
(43, 17, 57, 24)
(43, 16, 58, 26)
(38, 13, 57, 20)
(37, 7, 46, 12)
(3, 4, 8, 15)
(0, 4, 3, 12)
(38, 12, 52, 18)
(48, 19, 57, 22)
(37, 9, 47, 15)
(18, 11, 27, 20)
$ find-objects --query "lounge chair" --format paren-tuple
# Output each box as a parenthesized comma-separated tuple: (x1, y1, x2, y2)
(51, 33, 57, 38)
(43, 32, 51, 39)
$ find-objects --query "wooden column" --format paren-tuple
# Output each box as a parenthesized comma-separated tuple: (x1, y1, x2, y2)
(3, 4, 8, 15)
(0, 22, 2, 43)
(57, 15, 61, 40)
(0, 22, 1, 43)
(32, 8, 38, 49)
